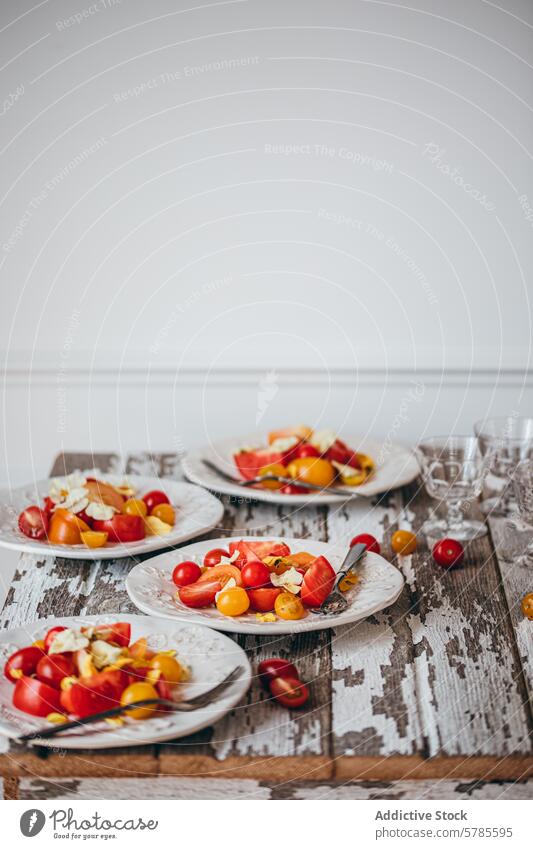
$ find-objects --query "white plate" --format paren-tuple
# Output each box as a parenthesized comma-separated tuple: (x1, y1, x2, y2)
(126, 536, 405, 635)
(182, 433, 419, 505)
(0, 614, 251, 749)
(0, 473, 224, 560)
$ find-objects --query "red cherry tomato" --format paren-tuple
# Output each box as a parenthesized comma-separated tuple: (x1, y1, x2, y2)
(92, 514, 145, 543)
(68, 670, 129, 718)
(12, 675, 63, 717)
(178, 579, 222, 608)
(241, 560, 271, 589)
(300, 556, 336, 607)
(280, 483, 309, 495)
(142, 490, 170, 513)
(269, 676, 309, 709)
(258, 658, 299, 686)
(4, 646, 44, 682)
(247, 587, 281, 612)
(44, 626, 67, 654)
(203, 548, 230, 568)
(432, 538, 464, 569)
(325, 438, 360, 467)
(172, 561, 202, 587)
(36, 653, 76, 688)
(350, 533, 380, 554)
(18, 506, 49, 540)
(293, 444, 320, 459)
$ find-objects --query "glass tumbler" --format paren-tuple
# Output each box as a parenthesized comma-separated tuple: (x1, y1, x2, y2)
(417, 436, 489, 541)
(512, 459, 533, 567)
(474, 417, 533, 516)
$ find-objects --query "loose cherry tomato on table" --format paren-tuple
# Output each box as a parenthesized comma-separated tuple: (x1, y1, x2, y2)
(150, 503, 175, 525)
(142, 490, 170, 513)
(12, 675, 62, 717)
(172, 561, 202, 588)
(521, 593, 533, 620)
(36, 653, 76, 688)
(432, 538, 464, 569)
(269, 676, 309, 709)
(247, 587, 281, 612)
(241, 560, 271, 589)
(216, 586, 250, 617)
(178, 579, 222, 608)
(120, 682, 159, 720)
(44, 626, 67, 653)
(18, 506, 49, 540)
(4, 646, 44, 682)
(274, 592, 305, 620)
(350, 533, 381, 554)
(203, 548, 230, 568)
(391, 530, 417, 556)
(258, 658, 299, 686)
(300, 556, 336, 607)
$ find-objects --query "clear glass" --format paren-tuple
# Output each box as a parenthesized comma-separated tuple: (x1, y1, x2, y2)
(474, 417, 533, 516)
(417, 436, 488, 541)
(512, 459, 533, 566)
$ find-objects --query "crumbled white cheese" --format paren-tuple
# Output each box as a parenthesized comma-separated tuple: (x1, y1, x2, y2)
(49, 471, 88, 503)
(48, 629, 90, 655)
(270, 567, 304, 595)
(309, 429, 337, 453)
(218, 550, 240, 566)
(215, 578, 237, 602)
(90, 640, 125, 670)
(85, 502, 116, 521)
(332, 461, 359, 477)
(269, 436, 299, 452)
(54, 487, 89, 514)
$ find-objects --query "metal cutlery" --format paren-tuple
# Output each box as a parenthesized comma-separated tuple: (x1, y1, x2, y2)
(202, 459, 361, 498)
(309, 542, 367, 616)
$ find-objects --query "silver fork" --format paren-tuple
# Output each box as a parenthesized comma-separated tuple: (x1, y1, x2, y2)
(309, 543, 367, 615)
(201, 459, 361, 498)
(18, 666, 244, 742)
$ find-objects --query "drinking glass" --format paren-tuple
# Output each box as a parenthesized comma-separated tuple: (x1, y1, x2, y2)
(474, 417, 533, 516)
(512, 459, 533, 567)
(417, 436, 488, 541)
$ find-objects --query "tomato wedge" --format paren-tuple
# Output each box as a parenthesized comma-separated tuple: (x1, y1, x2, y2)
(4, 646, 44, 682)
(300, 556, 336, 607)
(68, 670, 129, 718)
(178, 579, 222, 608)
(198, 564, 243, 587)
(90, 622, 131, 648)
(13, 675, 62, 717)
(18, 506, 49, 540)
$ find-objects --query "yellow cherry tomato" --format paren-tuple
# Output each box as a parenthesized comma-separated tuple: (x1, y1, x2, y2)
(274, 592, 305, 620)
(357, 453, 375, 474)
(216, 586, 250, 617)
(258, 463, 288, 490)
(287, 457, 335, 488)
(521, 593, 533, 620)
(150, 503, 175, 525)
(122, 498, 148, 518)
(150, 654, 184, 684)
(144, 516, 172, 536)
(80, 530, 108, 549)
(120, 682, 159, 720)
(391, 530, 417, 556)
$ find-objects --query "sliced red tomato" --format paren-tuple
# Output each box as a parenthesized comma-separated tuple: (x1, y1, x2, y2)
(269, 676, 309, 708)
(203, 548, 230, 568)
(36, 653, 76, 688)
(178, 579, 222, 608)
(90, 622, 131, 648)
(4, 646, 44, 682)
(44, 626, 67, 653)
(92, 514, 145, 543)
(245, 540, 291, 560)
(18, 506, 49, 540)
(68, 669, 129, 718)
(247, 587, 281, 612)
(300, 556, 336, 607)
(12, 675, 62, 717)
(234, 449, 288, 481)
(128, 637, 155, 661)
(142, 490, 170, 513)
(197, 564, 243, 587)
(293, 444, 320, 459)
(325, 438, 360, 467)
(43, 497, 56, 515)
(258, 658, 299, 686)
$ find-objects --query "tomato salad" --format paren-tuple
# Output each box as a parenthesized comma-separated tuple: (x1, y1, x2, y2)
(17, 472, 176, 549)
(233, 425, 374, 493)
(3, 622, 189, 724)
(172, 539, 343, 622)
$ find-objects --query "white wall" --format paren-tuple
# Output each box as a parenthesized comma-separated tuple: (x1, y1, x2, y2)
(1, 0, 532, 485)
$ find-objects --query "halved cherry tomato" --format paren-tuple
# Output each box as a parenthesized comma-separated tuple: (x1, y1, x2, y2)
(150, 654, 183, 685)
(241, 560, 270, 589)
(80, 530, 108, 548)
(44, 626, 67, 653)
(13, 675, 62, 717)
(92, 514, 145, 543)
(18, 506, 49, 540)
(178, 579, 222, 608)
(258, 658, 299, 686)
(350, 533, 380, 554)
(247, 587, 281, 612)
(172, 561, 201, 587)
(293, 444, 320, 459)
(216, 586, 250, 617)
(122, 498, 148, 518)
(300, 556, 336, 607)
(391, 530, 417, 556)
(68, 669, 129, 718)
(91, 622, 131, 648)
(120, 682, 159, 720)
(36, 653, 76, 688)
(4, 646, 44, 682)
(150, 503, 175, 525)
(432, 538, 464, 569)
(198, 564, 243, 587)
(521, 593, 533, 620)
(258, 463, 289, 490)
(142, 490, 170, 513)
(287, 457, 336, 488)
(51, 509, 90, 533)
(269, 676, 309, 708)
(48, 512, 82, 545)
(203, 548, 230, 568)
(274, 592, 305, 620)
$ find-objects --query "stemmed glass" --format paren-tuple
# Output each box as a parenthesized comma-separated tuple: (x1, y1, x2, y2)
(474, 417, 533, 516)
(417, 436, 489, 541)
(512, 459, 533, 567)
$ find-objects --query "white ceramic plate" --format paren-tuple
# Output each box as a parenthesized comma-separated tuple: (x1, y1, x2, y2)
(0, 473, 224, 560)
(126, 536, 405, 635)
(0, 614, 251, 749)
(182, 434, 419, 505)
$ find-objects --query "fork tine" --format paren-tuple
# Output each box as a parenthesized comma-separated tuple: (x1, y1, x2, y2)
(185, 666, 243, 707)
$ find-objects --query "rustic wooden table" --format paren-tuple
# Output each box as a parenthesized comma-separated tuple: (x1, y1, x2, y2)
(1, 452, 532, 801)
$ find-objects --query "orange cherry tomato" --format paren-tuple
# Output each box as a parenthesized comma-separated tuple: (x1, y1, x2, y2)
(274, 592, 305, 620)
(258, 463, 288, 490)
(521, 593, 533, 620)
(150, 503, 175, 525)
(122, 498, 148, 518)
(391, 530, 417, 556)
(48, 512, 82, 545)
(286, 457, 335, 488)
